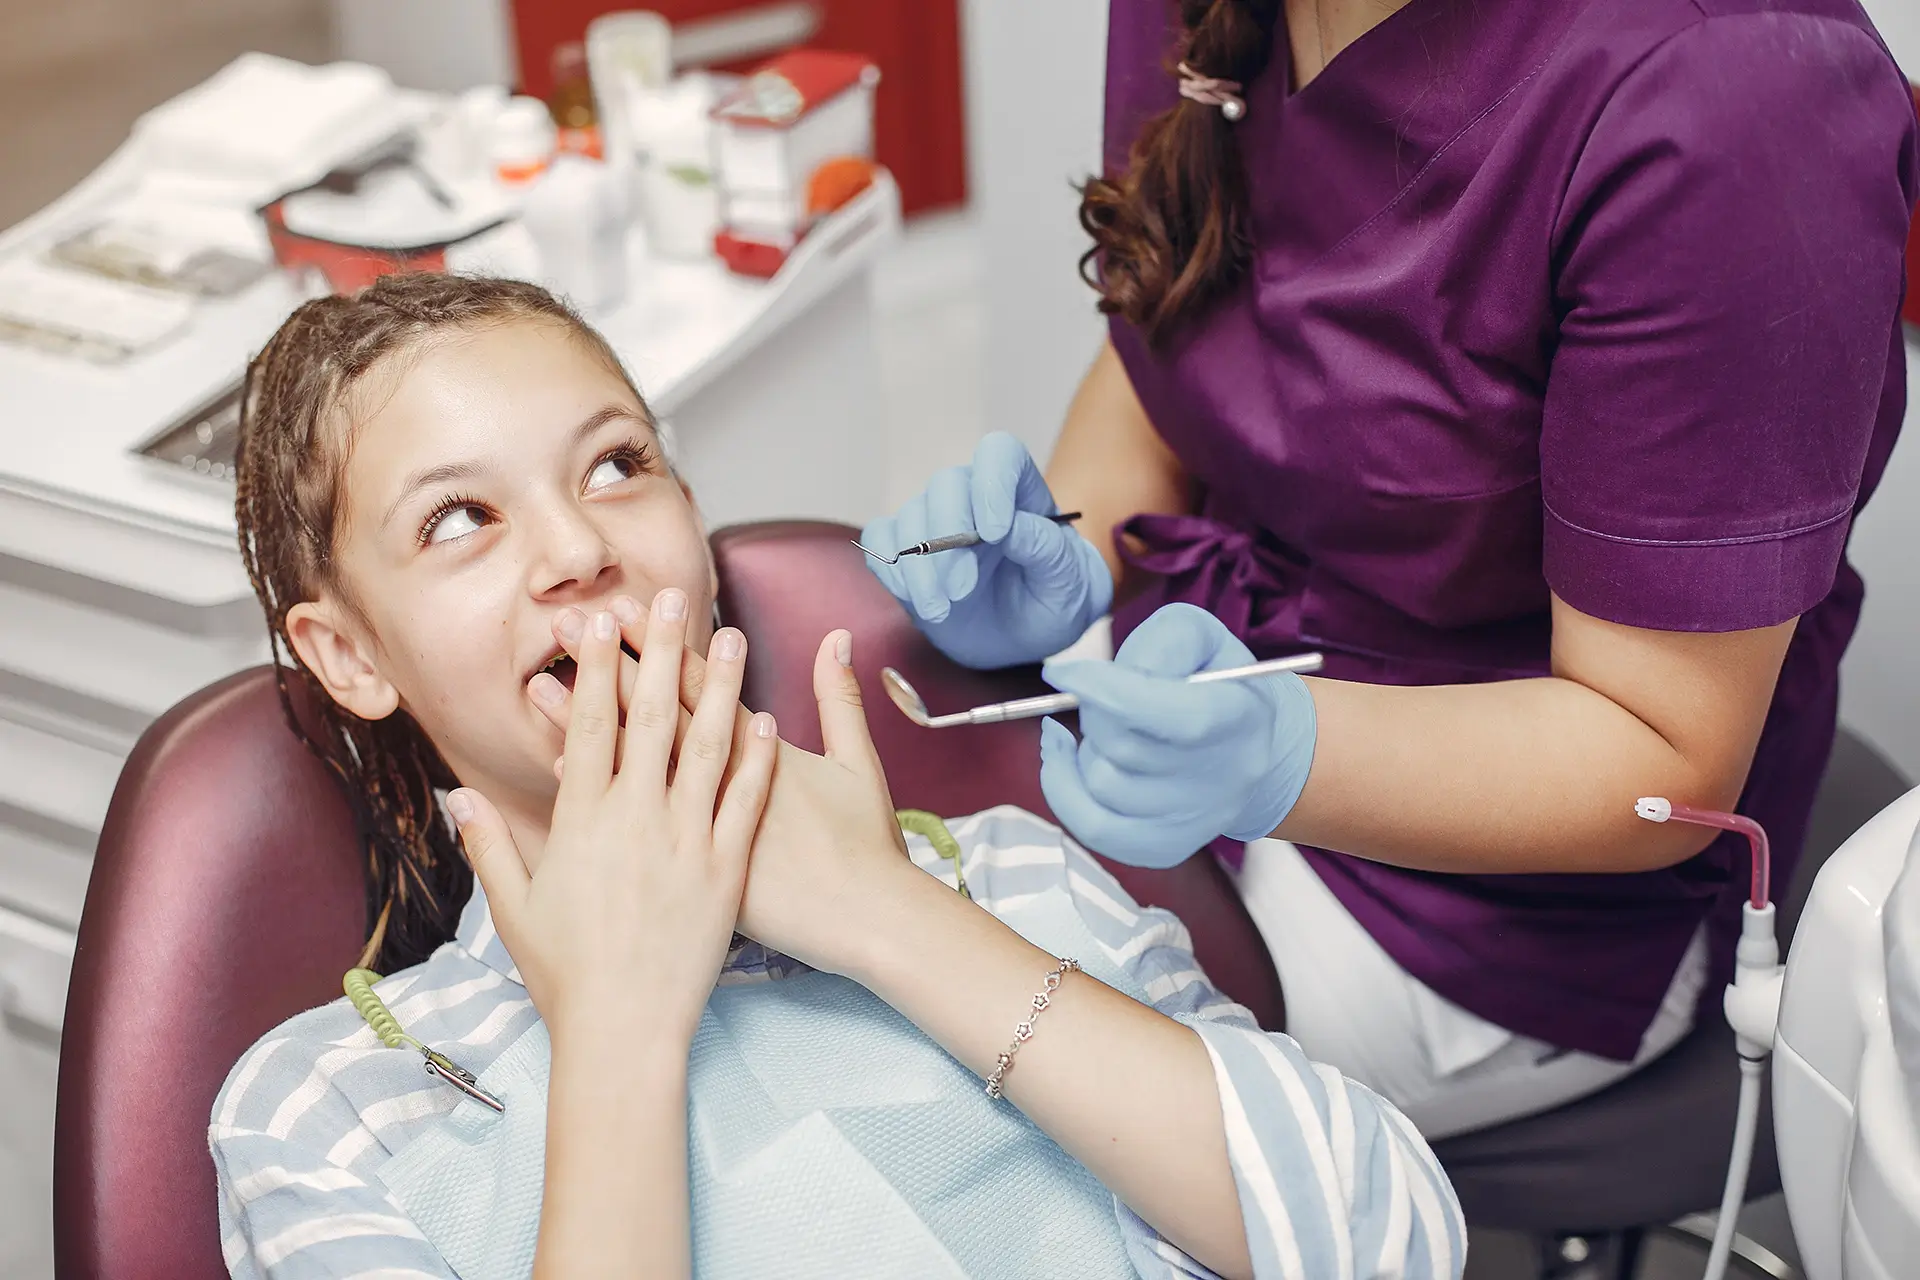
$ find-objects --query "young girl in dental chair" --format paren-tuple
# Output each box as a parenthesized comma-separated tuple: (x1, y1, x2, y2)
(211, 271, 1460, 1280)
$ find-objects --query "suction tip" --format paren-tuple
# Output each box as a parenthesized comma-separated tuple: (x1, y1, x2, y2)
(1635, 797, 1672, 823)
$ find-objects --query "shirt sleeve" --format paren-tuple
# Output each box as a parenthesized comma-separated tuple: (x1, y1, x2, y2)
(210, 1121, 456, 1279)
(1099, 867, 1464, 1280)
(1539, 12, 1918, 632)
(941, 807, 1466, 1280)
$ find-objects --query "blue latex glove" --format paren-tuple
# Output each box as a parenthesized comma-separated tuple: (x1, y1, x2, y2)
(861, 432, 1113, 670)
(1038, 604, 1318, 868)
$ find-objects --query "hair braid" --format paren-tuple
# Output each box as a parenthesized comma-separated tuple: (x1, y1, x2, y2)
(235, 271, 650, 971)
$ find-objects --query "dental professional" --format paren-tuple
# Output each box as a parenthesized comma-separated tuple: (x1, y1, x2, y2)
(867, 0, 1920, 1136)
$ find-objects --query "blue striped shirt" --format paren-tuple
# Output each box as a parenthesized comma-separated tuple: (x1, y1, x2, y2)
(211, 806, 1464, 1279)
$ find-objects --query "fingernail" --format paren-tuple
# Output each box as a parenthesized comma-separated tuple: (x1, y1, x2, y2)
(555, 610, 584, 645)
(611, 596, 642, 625)
(753, 711, 776, 739)
(528, 672, 565, 707)
(657, 588, 686, 621)
(554, 756, 566, 780)
(715, 629, 743, 661)
(834, 631, 853, 667)
(446, 790, 474, 824)
(593, 610, 617, 640)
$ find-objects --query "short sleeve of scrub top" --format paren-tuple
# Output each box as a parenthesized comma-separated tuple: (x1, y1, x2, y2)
(1540, 14, 1918, 631)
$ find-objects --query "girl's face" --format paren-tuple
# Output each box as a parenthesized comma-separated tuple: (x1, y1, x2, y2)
(287, 318, 715, 828)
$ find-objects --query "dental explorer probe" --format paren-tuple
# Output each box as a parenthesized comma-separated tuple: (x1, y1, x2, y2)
(854, 512, 1084, 565)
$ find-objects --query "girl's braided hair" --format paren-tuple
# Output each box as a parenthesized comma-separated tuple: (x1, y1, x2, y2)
(234, 271, 646, 971)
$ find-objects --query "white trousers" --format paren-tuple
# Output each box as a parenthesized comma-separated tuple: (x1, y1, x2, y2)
(1233, 838, 1710, 1140)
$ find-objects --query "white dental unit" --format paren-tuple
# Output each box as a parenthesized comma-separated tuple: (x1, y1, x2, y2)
(1637, 771, 1920, 1280)
(1774, 785, 1920, 1280)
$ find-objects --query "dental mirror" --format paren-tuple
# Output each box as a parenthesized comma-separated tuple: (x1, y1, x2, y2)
(878, 652, 1326, 730)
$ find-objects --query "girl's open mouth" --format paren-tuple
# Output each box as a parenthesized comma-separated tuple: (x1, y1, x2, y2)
(537, 652, 579, 690)
(532, 641, 640, 692)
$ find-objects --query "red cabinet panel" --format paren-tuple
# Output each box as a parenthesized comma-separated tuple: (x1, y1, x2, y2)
(510, 1, 967, 216)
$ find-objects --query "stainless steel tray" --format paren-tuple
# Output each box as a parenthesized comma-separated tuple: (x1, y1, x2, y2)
(132, 379, 242, 487)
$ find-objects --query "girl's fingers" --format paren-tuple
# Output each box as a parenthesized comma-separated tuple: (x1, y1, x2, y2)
(553, 600, 708, 717)
(711, 712, 779, 866)
(618, 588, 689, 787)
(671, 627, 749, 825)
(813, 631, 887, 786)
(535, 598, 755, 765)
(448, 788, 530, 930)
(558, 610, 622, 802)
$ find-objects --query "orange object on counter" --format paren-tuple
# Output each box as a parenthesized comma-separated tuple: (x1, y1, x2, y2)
(807, 156, 879, 218)
(494, 159, 549, 186)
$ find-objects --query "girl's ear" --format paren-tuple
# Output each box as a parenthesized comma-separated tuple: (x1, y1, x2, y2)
(286, 600, 401, 721)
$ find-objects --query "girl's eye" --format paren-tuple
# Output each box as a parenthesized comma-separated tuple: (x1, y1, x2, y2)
(423, 503, 489, 546)
(586, 452, 645, 493)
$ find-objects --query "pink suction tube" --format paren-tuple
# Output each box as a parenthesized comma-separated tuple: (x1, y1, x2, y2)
(1634, 798, 1771, 909)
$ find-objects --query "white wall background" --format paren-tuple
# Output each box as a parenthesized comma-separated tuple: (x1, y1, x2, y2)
(1842, 337, 1920, 784)
(332, 0, 516, 93)
(961, 0, 1110, 462)
(1840, 0, 1920, 782)
(1862, 0, 1918, 77)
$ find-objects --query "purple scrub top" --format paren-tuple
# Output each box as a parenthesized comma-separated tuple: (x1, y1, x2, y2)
(1103, 0, 1919, 1059)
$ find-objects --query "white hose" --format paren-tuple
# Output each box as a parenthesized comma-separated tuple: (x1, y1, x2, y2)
(1702, 1055, 1766, 1280)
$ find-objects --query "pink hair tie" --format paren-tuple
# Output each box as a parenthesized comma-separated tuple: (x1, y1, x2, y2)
(1177, 61, 1247, 121)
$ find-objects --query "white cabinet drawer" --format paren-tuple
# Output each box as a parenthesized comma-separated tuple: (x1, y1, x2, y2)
(0, 575, 268, 736)
(0, 714, 125, 842)
(0, 825, 90, 932)
(0, 1012, 56, 1280)
(0, 904, 74, 1035)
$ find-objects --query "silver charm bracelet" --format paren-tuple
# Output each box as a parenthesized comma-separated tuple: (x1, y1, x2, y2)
(985, 958, 1081, 1099)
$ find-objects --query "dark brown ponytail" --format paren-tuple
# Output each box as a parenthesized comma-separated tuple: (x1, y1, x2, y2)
(1079, 0, 1283, 345)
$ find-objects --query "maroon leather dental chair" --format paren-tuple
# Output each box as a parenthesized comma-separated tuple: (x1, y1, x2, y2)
(52, 520, 1281, 1280)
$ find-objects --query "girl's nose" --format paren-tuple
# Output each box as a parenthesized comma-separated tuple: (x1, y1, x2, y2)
(532, 507, 620, 596)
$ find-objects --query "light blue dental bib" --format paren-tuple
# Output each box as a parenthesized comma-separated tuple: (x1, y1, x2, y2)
(377, 884, 1144, 1279)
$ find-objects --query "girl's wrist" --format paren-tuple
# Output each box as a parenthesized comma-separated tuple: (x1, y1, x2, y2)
(833, 862, 971, 989)
(546, 988, 700, 1063)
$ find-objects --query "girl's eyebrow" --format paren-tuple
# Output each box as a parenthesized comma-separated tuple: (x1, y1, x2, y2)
(379, 405, 649, 531)
(382, 459, 485, 531)
(568, 404, 649, 446)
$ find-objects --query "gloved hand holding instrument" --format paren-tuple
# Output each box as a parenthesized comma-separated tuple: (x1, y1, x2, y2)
(1038, 604, 1321, 869)
(860, 432, 1115, 671)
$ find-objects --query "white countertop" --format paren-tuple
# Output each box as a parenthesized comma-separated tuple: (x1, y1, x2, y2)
(0, 138, 899, 607)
